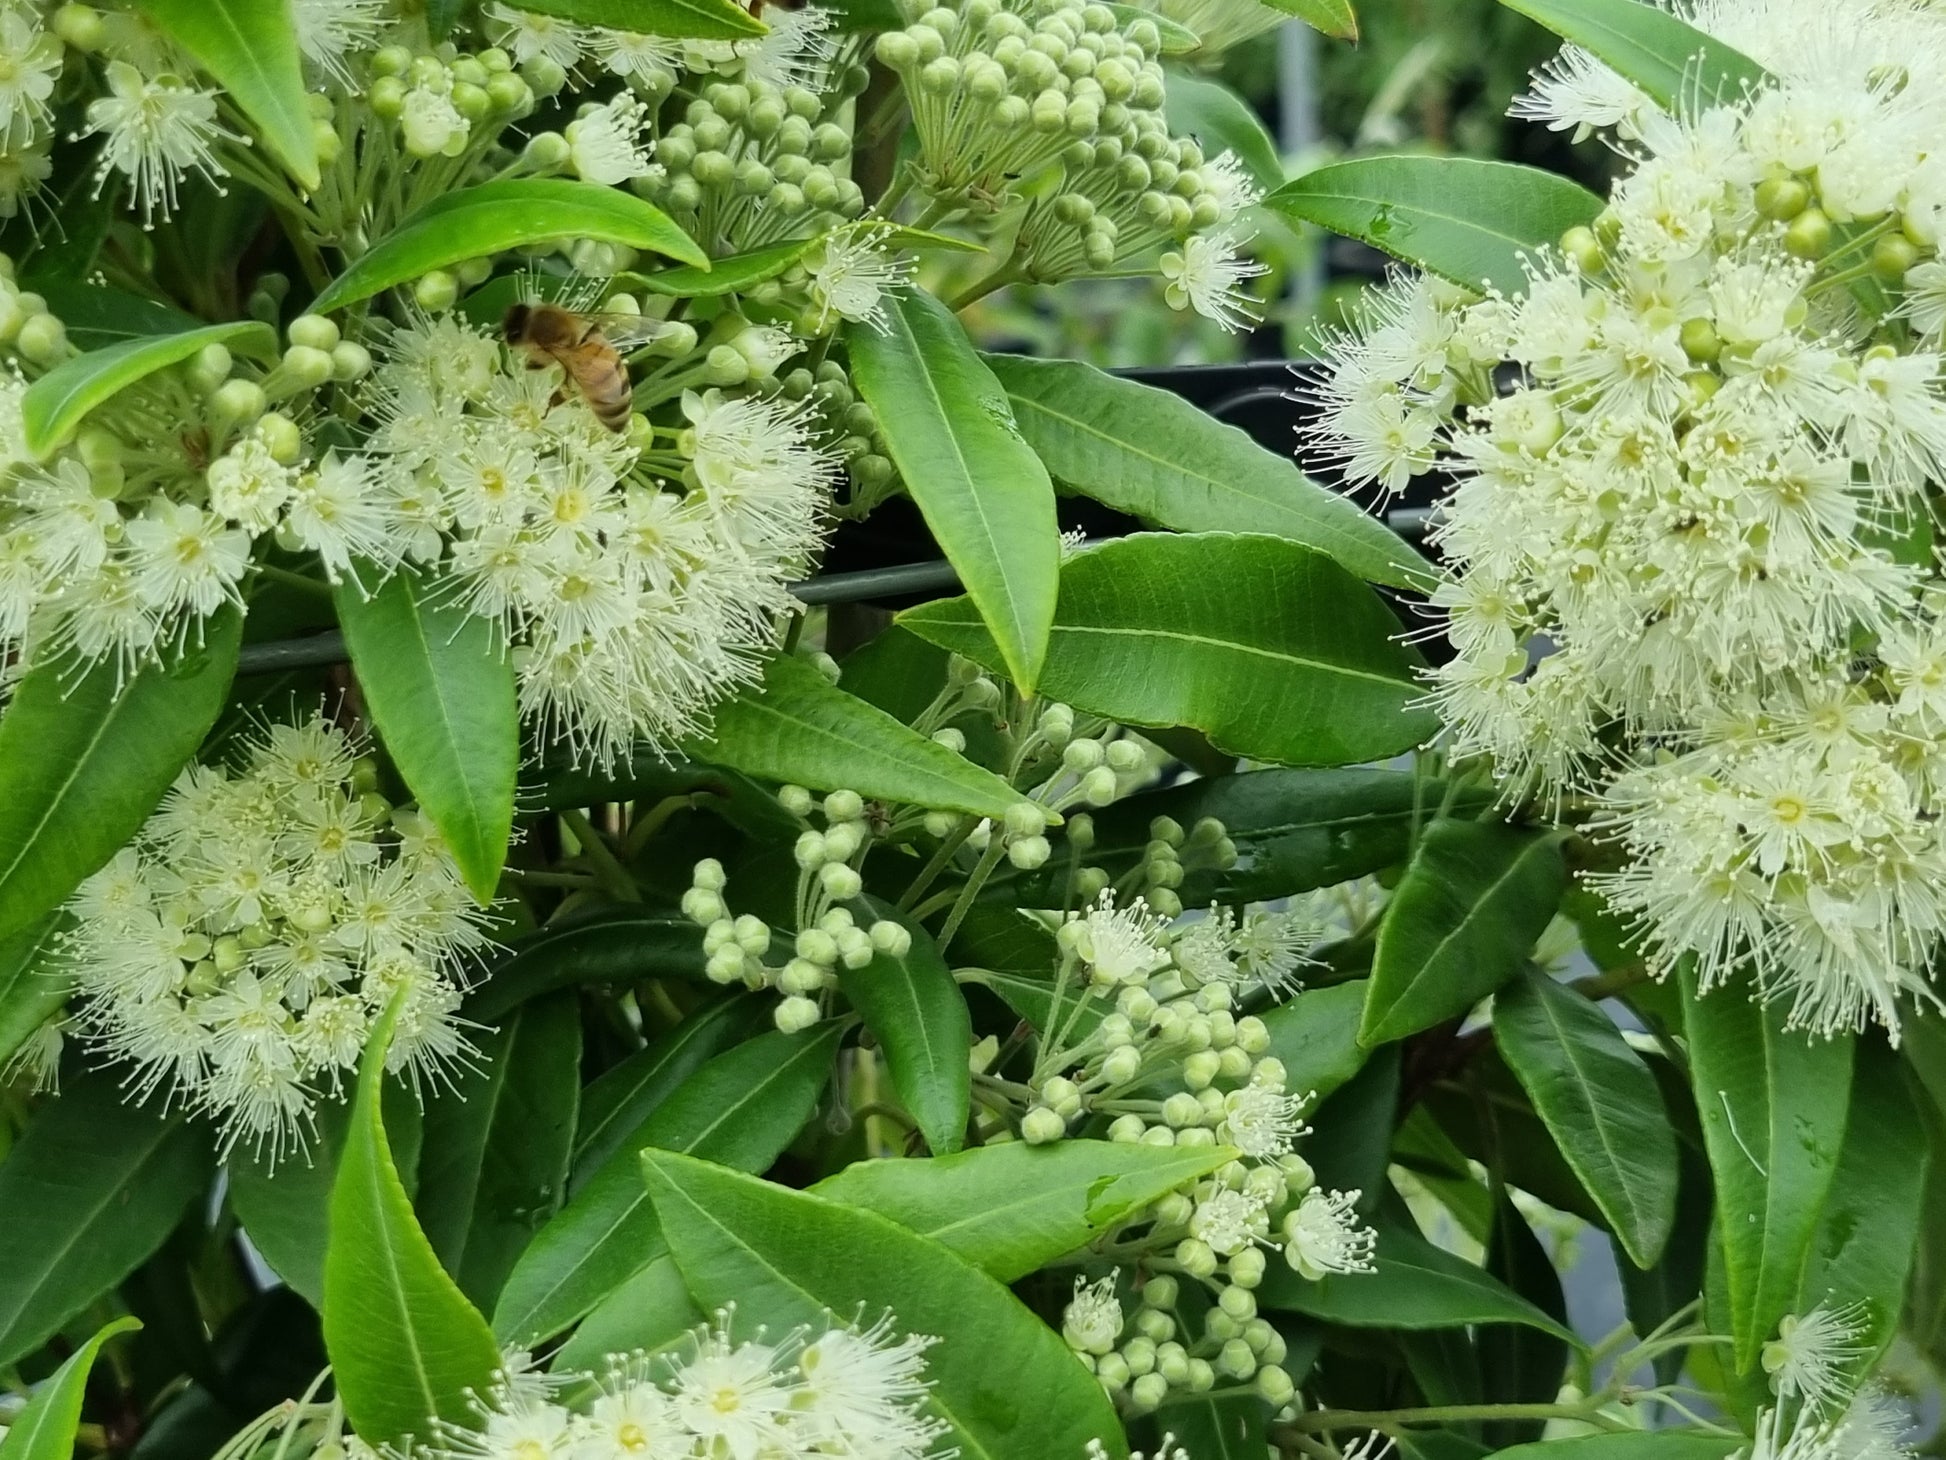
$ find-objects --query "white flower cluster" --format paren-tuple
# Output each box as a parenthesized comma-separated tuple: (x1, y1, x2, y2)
(428, 1315, 950, 1460)
(1307, 0, 1946, 1040)
(358, 314, 833, 766)
(58, 713, 486, 1156)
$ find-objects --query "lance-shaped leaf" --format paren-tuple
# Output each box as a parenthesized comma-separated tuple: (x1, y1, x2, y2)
(1494, 969, 1677, 1268)
(323, 997, 501, 1448)
(1260, 980, 1370, 1105)
(1158, 1394, 1268, 1459)
(839, 905, 971, 1156)
(1264, 156, 1604, 295)
(0, 607, 241, 941)
(135, 0, 319, 189)
(0, 916, 68, 1070)
(1262, 0, 1357, 38)
(849, 289, 1059, 692)
(1361, 820, 1567, 1046)
(1497, 0, 1769, 110)
(505, 0, 765, 36)
(1683, 969, 1853, 1371)
(0, 1073, 211, 1366)
(0, 1316, 142, 1460)
(643, 1151, 1131, 1459)
(1163, 72, 1284, 188)
(984, 355, 1430, 590)
(901, 533, 1431, 766)
(549, 1254, 705, 1374)
(311, 180, 707, 314)
(690, 652, 1028, 820)
(813, 1139, 1235, 1280)
(469, 908, 711, 1023)
(336, 565, 517, 903)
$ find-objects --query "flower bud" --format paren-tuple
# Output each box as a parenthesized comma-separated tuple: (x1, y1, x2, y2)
(795, 928, 840, 965)
(1106, 738, 1144, 772)
(681, 887, 727, 924)
(706, 947, 749, 984)
(1081, 767, 1119, 805)
(1256, 1363, 1294, 1406)
(822, 822, 864, 861)
(1785, 206, 1832, 259)
(779, 957, 825, 994)
(734, 914, 771, 955)
(1229, 1246, 1267, 1289)
(1063, 737, 1105, 771)
(1155, 1342, 1190, 1385)
(794, 830, 828, 869)
(1127, 1372, 1168, 1412)
(1174, 1237, 1218, 1278)
(330, 340, 373, 382)
(1182, 1049, 1222, 1091)
(774, 995, 821, 1032)
(818, 862, 862, 900)
(255, 412, 303, 464)
(869, 920, 912, 957)
(1093, 1352, 1129, 1390)
(836, 927, 874, 969)
(1100, 1044, 1142, 1086)
(15, 312, 66, 366)
(1755, 175, 1810, 221)
(1022, 1104, 1067, 1144)
(1007, 835, 1051, 869)
(413, 270, 458, 312)
(1162, 1091, 1202, 1128)
(779, 784, 815, 816)
(1106, 1113, 1146, 1142)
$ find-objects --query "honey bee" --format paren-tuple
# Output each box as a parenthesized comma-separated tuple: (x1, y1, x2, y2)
(502, 301, 636, 433)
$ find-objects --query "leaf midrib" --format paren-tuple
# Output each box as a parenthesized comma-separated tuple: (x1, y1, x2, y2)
(728, 697, 1014, 815)
(1375, 832, 1553, 1012)
(1045, 620, 1413, 691)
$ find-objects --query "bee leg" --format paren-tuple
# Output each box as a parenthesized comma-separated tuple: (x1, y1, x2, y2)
(525, 356, 550, 371)
(549, 386, 569, 410)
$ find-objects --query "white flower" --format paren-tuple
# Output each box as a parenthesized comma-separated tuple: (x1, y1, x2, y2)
(486, 2, 591, 69)
(1062, 889, 1171, 989)
(401, 77, 469, 159)
(1762, 1302, 1869, 1414)
(1189, 1185, 1270, 1255)
(735, 4, 837, 90)
(1826, 1388, 1917, 1460)
(123, 498, 251, 617)
(590, 29, 684, 90)
(1283, 1187, 1377, 1280)
(566, 92, 657, 185)
(806, 224, 916, 333)
(1233, 908, 1321, 994)
(291, 0, 386, 85)
(206, 437, 297, 534)
(79, 61, 238, 224)
(1160, 227, 1268, 332)
(0, 7, 63, 147)
(281, 452, 403, 583)
(1061, 1276, 1124, 1356)
(1221, 1079, 1312, 1160)
(1200, 151, 1262, 224)
(794, 1313, 950, 1456)
(668, 1331, 797, 1460)
(0, 133, 50, 217)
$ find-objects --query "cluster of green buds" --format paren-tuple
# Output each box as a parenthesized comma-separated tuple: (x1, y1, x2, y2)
(764, 359, 900, 514)
(367, 44, 542, 160)
(1061, 811, 1241, 920)
(639, 79, 867, 254)
(1012, 125, 1229, 282)
(875, 0, 1173, 208)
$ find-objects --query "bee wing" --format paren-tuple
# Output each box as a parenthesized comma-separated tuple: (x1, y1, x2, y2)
(580, 312, 669, 352)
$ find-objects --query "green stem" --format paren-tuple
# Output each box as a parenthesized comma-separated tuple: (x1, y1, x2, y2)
(560, 808, 641, 903)
(947, 260, 1028, 311)
(1279, 1398, 1617, 1435)
(937, 835, 1007, 954)
(256, 563, 332, 598)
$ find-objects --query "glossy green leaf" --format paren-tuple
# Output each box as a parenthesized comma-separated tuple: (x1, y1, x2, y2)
(1156, 1394, 1267, 1458)
(311, 180, 707, 314)
(0, 608, 241, 941)
(839, 906, 971, 1155)
(1493, 969, 1677, 1268)
(1492, 1439, 1738, 1460)
(1683, 970, 1853, 1371)
(1260, 979, 1370, 1105)
(230, 1084, 425, 1308)
(0, 1316, 142, 1460)
(0, 916, 67, 1070)
(902, 533, 1431, 765)
(1497, 0, 1769, 110)
(335, 565, 517, 903)
(1480, 1193, 1569, 1448)
(323, 998, 501, 1448)
(690, 652, 1027, 820)
(1106, 3, 1200, 49)
(1264, 156, 1604, 295)
(985, 355, 1430, 590)
(0, 1072, 211, 1366)
(1261, 1220, 1575, 1342)
(1163, 72, 1284, 190)
(32, 280, 199, 350)
(632, 238, 811, 295)
(813, 1139, 1235, 1280)
(1301, 1045, 1399, 1212)
(470, 908, 711, 1023)
(507, 0, 765, 37)
(549, 1253, 703, 1374)
(643, 1151, 1130, 1459)
(21, 320, 274, 458)
(1795, 1054, 1926, 1378)
(1262, 0, 1357, 36)
(417, 994, 582, 1311)
(1362, 821, 1567, 1046)
(493, 1020, 844, 1345)
(850, 288, 1059, 692)
(571, 994, 766, 1186)
(135, 0, 319, 189)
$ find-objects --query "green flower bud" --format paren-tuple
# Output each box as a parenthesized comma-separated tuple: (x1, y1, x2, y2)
(1785, 206, 1833, 260)
(693, 149, 735, 186)
(1127, 1372, 1168, 1412)
(1022, 1104, 1067, 1144)
(1081, 766, 1119, 805)
(1093, 1352, 1129, 1390)
(451, 81, 490, 122)
(524, 56, 568, 96)
(703, 344, 749, 385)
(1256, 1363, 1295, 1406)
(15, 311, 67, 366)
(786, 85, 823, 119)
(53, 4, 107, 49)
(775, 995, 821, 1032)
(818, 861, 862, 899)
(876, 28, 922, 68)
(413, 270, 459, 312)
(255, 411, 303, 465)
(1875, 232, 1923, 281)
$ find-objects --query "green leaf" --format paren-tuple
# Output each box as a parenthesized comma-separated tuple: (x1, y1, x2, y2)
(505, 0, 765, 37)
(631, 239, 810, 294)
(21, 320, 274, 458)
(1155, 1394, 1267, 1458)
(1302, 1045, 1399, 1210)
(32, 281, 199, 350)
(839, 906, 971, 1155)
(902, 533, 1431, 765)
(1264, 156, 1605, 295)
(1260, 980, 1370, 1105)
(335, 565, 517, 903)
(1261, 1220, 1576, 1342)
(548, 1253, 703, 1375)
(1496, 0, 1769, 110)
(1480, 1194, 1569, 1448)
(1362, 821, 1566, 1046)
(1108, 3, 1200, 50)
(470, 908, 710, 1024)
(1261, 0, 1357, 36)
(849, 288, 1059, 692)
(311, 180, 708, 314)
(985, 355, 1429, 591)
(1683, 971, 1853, 1371)
(492, 1021, 843, 1344)
(812, 1139, 1235, 1280)
(417, 993, 582, 1312)
(1795, 1054, 1927, 1378)
(323, 997, 501, 1448)
(642, 1151, 1130, 1459)
(571, 994, 765, 1186)
(1163, 72, 1284, 191)
(0, 916, 67, 1070)
(1493, 969, 1677, 1269)
(134, 0, 319, 189)
(0, 1072, 212, 1366)
(691, 652, 1027, 820)
(229, 1085, 425, 1308)
(1491, 1439, 1738, 1460)
(0, 1316, 142, 1460)
(0, 608, 241, 942)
